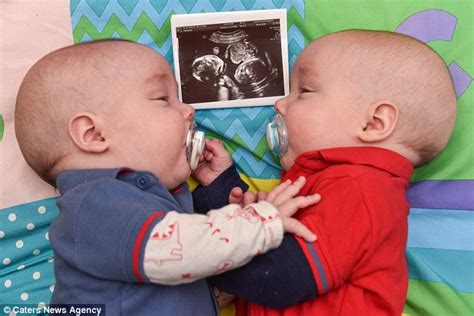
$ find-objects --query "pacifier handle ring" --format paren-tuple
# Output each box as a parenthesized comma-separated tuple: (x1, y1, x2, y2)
(190, 131, 205, 170)
(190, 138, 200, 170)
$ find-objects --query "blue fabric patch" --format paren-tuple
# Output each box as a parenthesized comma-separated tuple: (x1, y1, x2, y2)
(0, 198, 59, 307)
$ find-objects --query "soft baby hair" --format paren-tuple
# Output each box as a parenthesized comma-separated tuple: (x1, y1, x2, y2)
(15, 39, 135, 185)
(317, 30, 457, 166)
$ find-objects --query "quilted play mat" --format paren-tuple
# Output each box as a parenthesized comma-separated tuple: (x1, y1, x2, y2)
(1, 1, 472, 315)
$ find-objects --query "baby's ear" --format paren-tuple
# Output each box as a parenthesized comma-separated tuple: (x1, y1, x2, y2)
(358, 101, 399, 143)
(68, 112, 109, 153)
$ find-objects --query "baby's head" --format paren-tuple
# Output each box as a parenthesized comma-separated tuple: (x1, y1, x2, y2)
(274, 30, 456, 170)
(15, 40, 195, 188)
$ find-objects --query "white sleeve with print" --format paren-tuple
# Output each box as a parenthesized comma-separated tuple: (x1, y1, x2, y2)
(143, 201, 283, 285)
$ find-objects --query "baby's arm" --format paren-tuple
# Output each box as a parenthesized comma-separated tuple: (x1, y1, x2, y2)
(61, 176, 317, 286)
(211, 186, 317, 308)
(211, 177, 380, 308)
(210, 234, 317, 308)
(142, 177, 319, 285)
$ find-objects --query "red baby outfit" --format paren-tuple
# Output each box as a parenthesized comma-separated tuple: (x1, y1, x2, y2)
(237, 147, 413, 316)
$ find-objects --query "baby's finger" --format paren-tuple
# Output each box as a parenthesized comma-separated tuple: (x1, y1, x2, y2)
(281, 217, 317, 242)
(272, 177, 306, 206)
(265, 179, 292, 202)
(279, 194, 321, 217)
(204, 150, 213, 161)
(205, 138, 225, 155)
(243, 191, 257, 206)
(229, 187, 244, 205)
(257, 191, 268, 201)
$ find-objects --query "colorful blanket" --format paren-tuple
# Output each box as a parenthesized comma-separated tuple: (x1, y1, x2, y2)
(1, 1, 472, 315)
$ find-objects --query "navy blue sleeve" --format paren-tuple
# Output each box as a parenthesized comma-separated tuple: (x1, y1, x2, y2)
(210, 234, 317, 308)
(192, 165, 248, 213)
(55, 178, 172, 283)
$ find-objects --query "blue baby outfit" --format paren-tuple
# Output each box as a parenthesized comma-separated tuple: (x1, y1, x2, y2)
(50, 167, 246, 316)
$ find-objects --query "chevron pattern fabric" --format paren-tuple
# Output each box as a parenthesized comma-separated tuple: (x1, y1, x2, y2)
(69, 2, 474, 315)
(71, 0, 308, 180)
(2, 1, 471, 315)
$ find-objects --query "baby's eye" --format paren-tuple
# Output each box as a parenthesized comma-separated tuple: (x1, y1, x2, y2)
(300, 87, 313, 93)
(152, 96, 169, 102)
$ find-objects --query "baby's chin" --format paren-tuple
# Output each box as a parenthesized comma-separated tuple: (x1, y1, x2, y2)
(279, 156, 293, 171)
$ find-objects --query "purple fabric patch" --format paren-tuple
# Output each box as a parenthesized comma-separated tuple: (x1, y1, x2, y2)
(448, 61, 473, 98)
(407, 180, 474, 211)
(396, 9, 472, 98)
(396, 9, 457, 42)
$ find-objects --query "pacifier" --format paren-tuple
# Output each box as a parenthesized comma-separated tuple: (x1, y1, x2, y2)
(266, 113, 288, 157)
(186, 122, 206, 170)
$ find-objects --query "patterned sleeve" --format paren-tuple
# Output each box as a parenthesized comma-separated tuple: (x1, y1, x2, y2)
(68, 178, 283, 285)
(143, 201, 283, 285)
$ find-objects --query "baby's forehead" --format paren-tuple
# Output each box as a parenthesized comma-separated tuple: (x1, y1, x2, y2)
(292, 51, 332, 82)
(294, 61, 319, 77)
(143, 70, 174, 88)
(101, 48, 172, 82)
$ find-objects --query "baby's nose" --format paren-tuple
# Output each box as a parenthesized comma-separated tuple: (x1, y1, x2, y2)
(181, 102, 195, 120)
(274, 96, 288, 114)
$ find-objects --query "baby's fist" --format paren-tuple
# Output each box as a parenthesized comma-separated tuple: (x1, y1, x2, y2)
(193, 138, 233, 186)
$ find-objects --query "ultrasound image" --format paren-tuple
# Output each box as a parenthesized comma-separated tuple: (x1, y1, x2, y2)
(176, 19, 285, 104)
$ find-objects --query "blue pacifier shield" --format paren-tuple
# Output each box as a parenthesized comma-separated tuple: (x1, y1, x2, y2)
(266, 113, 288, 157)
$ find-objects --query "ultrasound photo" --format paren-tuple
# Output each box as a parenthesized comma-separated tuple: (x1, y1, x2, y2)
(172, 10, 289, 108)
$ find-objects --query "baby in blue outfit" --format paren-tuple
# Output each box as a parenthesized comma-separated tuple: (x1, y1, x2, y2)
(15, 40, 319, 315)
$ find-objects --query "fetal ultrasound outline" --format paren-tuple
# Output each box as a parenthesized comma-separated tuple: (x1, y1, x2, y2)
(189, 29, 282, 102)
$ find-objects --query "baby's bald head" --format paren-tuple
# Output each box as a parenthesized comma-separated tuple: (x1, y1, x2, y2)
(303, 30, 456, 165)
(15, 40, 153, 185)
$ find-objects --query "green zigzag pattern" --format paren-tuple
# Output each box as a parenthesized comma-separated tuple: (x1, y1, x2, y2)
(71, 1, 306, 179)
(287, 6, 306, 41)
(206, 130, 271, 160)
(73, 12, 172, 46)
(73, 9, 305, 45)
(196, 108, 273, 138)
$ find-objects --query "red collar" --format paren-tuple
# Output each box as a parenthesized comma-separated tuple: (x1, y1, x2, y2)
(283, 147, 413, 182)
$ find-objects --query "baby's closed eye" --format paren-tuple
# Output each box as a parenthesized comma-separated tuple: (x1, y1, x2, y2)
(151, 96, 169, 102)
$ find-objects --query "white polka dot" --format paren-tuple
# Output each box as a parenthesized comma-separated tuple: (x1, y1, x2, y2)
(16, 240, 24, 248)
(45, 232, 49, 240)
(8, 213, 16, 222)
(47, 257, 54, 263)
(49, 285, 55, 292)
(38, 302, 45, 309)
(17, 265, 25, 270)
(38, 206, 47, 214)
(33, 272, 41, 280)
(33, 249, 40, 256)
(4, 279, 12, 288)
(3, 258, 11, 265)
(26, 223, 35, 230)
(0, 231, 5, 238)
(20, 292, 29, 301)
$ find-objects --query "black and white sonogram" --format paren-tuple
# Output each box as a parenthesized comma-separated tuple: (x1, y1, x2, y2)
(175, 18, 286, 105)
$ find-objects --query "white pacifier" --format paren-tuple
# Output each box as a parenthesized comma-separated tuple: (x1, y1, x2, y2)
(266, 113, 288, 157)
(186, 122, 206, 170)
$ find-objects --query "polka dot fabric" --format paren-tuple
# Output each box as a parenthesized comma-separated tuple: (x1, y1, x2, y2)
(0, 198, 58, 310)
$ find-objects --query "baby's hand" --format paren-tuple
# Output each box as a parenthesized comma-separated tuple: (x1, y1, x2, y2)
(266, 177, 320, 242)
(213, 287, 235, 307)
(193, 138, 233, 186)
